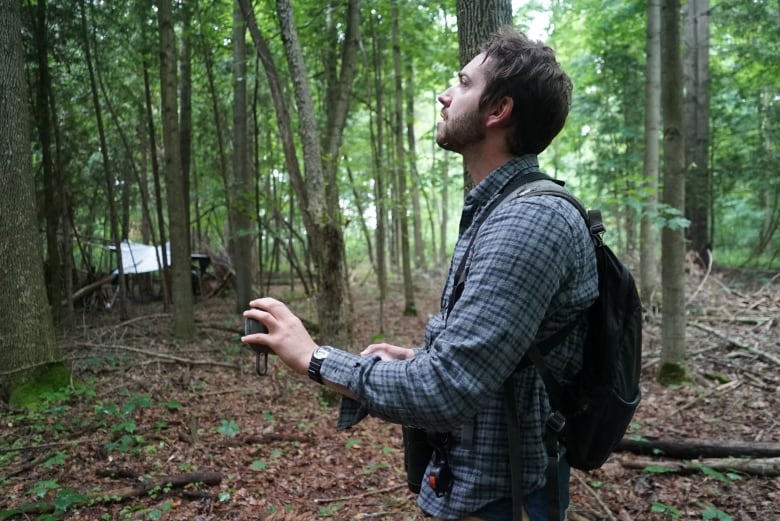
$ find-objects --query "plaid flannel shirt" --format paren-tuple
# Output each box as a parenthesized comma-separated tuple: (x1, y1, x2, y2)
(321, 155, 598, 518)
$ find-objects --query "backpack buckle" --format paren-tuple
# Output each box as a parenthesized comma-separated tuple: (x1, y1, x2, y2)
(547, 411, 566, 433)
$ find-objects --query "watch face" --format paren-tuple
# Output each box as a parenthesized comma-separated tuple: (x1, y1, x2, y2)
(314, 346, 332, 360)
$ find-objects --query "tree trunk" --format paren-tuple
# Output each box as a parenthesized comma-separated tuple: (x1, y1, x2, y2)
(392, 1, 416, 316)
(456, 0, 512, 194)
(616, 436, 780, 459)
(369, 11, 388, 334)
(179, 0, 192, 252)
(0, 0, 66, 405)
(406, 61, 426, 270)
(32, 0, 64, 322)
(142, 59, 170, 304)
(683, 0, 711, 262)
(641, 0, 662, 303)
(659, 0, 687, 384)
(621, 456, 780, 477)
(157, 0, 195, 341)
(230, 2, 253, 313)
(80, 0, 128, 320)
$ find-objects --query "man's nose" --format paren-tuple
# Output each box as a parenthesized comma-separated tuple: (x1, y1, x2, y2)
(438, 89, 451, 106)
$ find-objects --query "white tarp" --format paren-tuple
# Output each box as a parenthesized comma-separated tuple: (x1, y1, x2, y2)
(108, 240, 171, 274)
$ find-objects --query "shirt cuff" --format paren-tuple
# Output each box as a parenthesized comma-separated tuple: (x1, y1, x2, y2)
(320, 349, 372, 431)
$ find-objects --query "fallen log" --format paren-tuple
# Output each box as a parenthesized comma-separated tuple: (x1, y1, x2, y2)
(616, 436, 780, 459)
(0, 470, 222, 519)
(621, 456, 780, 477)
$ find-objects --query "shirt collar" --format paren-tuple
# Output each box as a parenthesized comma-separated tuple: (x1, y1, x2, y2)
(464, 154, 541, 209)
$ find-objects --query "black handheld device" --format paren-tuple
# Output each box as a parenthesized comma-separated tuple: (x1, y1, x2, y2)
(244, 317, 271, 376)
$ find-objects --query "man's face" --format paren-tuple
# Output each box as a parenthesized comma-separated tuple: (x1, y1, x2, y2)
(436, 53, 490, 153)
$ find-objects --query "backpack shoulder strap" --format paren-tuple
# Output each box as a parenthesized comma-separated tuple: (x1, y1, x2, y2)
(445, 171, 559, 317)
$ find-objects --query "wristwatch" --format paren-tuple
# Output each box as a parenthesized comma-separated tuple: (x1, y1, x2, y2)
(308, 346, 334, 384)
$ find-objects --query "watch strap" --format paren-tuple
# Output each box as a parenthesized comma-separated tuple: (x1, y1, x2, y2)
(307, 346, 333, 384)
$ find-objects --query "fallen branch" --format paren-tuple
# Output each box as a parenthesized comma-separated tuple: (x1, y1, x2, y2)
(63, 275, 114, 305)
(620, 456, 780, 477)
(572, 471, 618, 521)
(312, 483, 406, 504)
(616, 436, 780, 459)
(0, 471, 222, 519)
(79, 342, 239, 370)
(690, 321, 780, 366)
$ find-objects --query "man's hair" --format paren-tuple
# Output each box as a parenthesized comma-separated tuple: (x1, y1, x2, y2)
(479, 27, 572, 155)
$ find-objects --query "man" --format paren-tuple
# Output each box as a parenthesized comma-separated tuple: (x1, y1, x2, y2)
(243, 27, 597, 521)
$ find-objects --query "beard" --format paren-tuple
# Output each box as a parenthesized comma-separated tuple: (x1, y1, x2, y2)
(436, 106, 485, 152)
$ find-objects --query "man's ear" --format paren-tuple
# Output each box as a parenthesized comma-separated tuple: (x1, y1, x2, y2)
(485, 96, 514, 128)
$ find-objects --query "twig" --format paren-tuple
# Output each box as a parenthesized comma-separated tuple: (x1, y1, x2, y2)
(113, 314, 170, 329)
(313, 483, 407, 504)
(79, 342, 240, 370)
(572, 471, 618, 521)
(679, 379, 741, 411)
(686, 250, 713, 305)
(0, 441, 76, 454)
(0, 471, 222, 519)
(690, 322, 780, 365)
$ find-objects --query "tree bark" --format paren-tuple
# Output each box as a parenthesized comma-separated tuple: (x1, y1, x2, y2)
(0, 0, 64, 402)
(621, 456, 780, 477)
(32, 0, 64, 322)
(641, 0, 661, 303)
(683, 0, 711, 261)
(179, 0, 192, 252)
(142, 59, 170, 304)
(157, 0, 195, 340)
(392, 1, 416, 316)
(230, 2, 253, 313)
(616, 436, 780, 459)
(659, 0, 688, 383)
(80, 0, 128, 320)
(455, 0, 512, 193)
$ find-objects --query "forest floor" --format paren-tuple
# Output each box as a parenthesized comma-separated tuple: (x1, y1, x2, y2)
(1, 264, 779, 521)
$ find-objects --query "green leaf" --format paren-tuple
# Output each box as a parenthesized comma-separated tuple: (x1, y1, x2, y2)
(250, 460, 267, 471)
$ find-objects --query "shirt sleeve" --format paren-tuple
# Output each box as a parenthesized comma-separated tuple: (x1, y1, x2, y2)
(320, 195, 589, 433)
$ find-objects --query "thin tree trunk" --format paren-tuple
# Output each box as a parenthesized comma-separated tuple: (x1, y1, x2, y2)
(683, 0, 711, 261)
(142, 59, 170, 304)
(370, 12, 387, 334)
(80, 0, 127, 320)
(641, 0, 662, 302)
(392, 1, 415, 316)
(33, 0, 63, 321)
(179, 0, 192, 251)
(230, 2, 253, 313)
(406, 61, 426, 270)
(659, 0, 687, 383)
(157, 0, 195, 340)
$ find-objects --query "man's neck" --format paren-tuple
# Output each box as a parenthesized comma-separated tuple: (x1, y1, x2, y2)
(463, 147, 517, 186)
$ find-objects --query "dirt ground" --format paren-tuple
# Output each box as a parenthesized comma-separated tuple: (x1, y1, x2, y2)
(1, 266, 778, 521)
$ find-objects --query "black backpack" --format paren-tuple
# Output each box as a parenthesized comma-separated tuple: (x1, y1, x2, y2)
(449, 172, 642, 520)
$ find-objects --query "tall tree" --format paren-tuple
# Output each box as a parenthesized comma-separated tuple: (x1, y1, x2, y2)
(157, 0, 195, 340)
(32, 0, 64, 322)
(683, 0, 711, 262)
(641, 0, 662, 302)
(392, 1, 415, 316)
(80, 0, 128, 320)
(0, 0, 66, 405)
(659, 0, 688, 384)
(230, 1, 253, 313)
(455, 0, 512, 192)
(241, 0, 360, 347)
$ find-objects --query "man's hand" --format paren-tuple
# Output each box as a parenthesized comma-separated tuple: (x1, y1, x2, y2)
(242, 297, 318, 375)
(361, 343, 415, 361)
